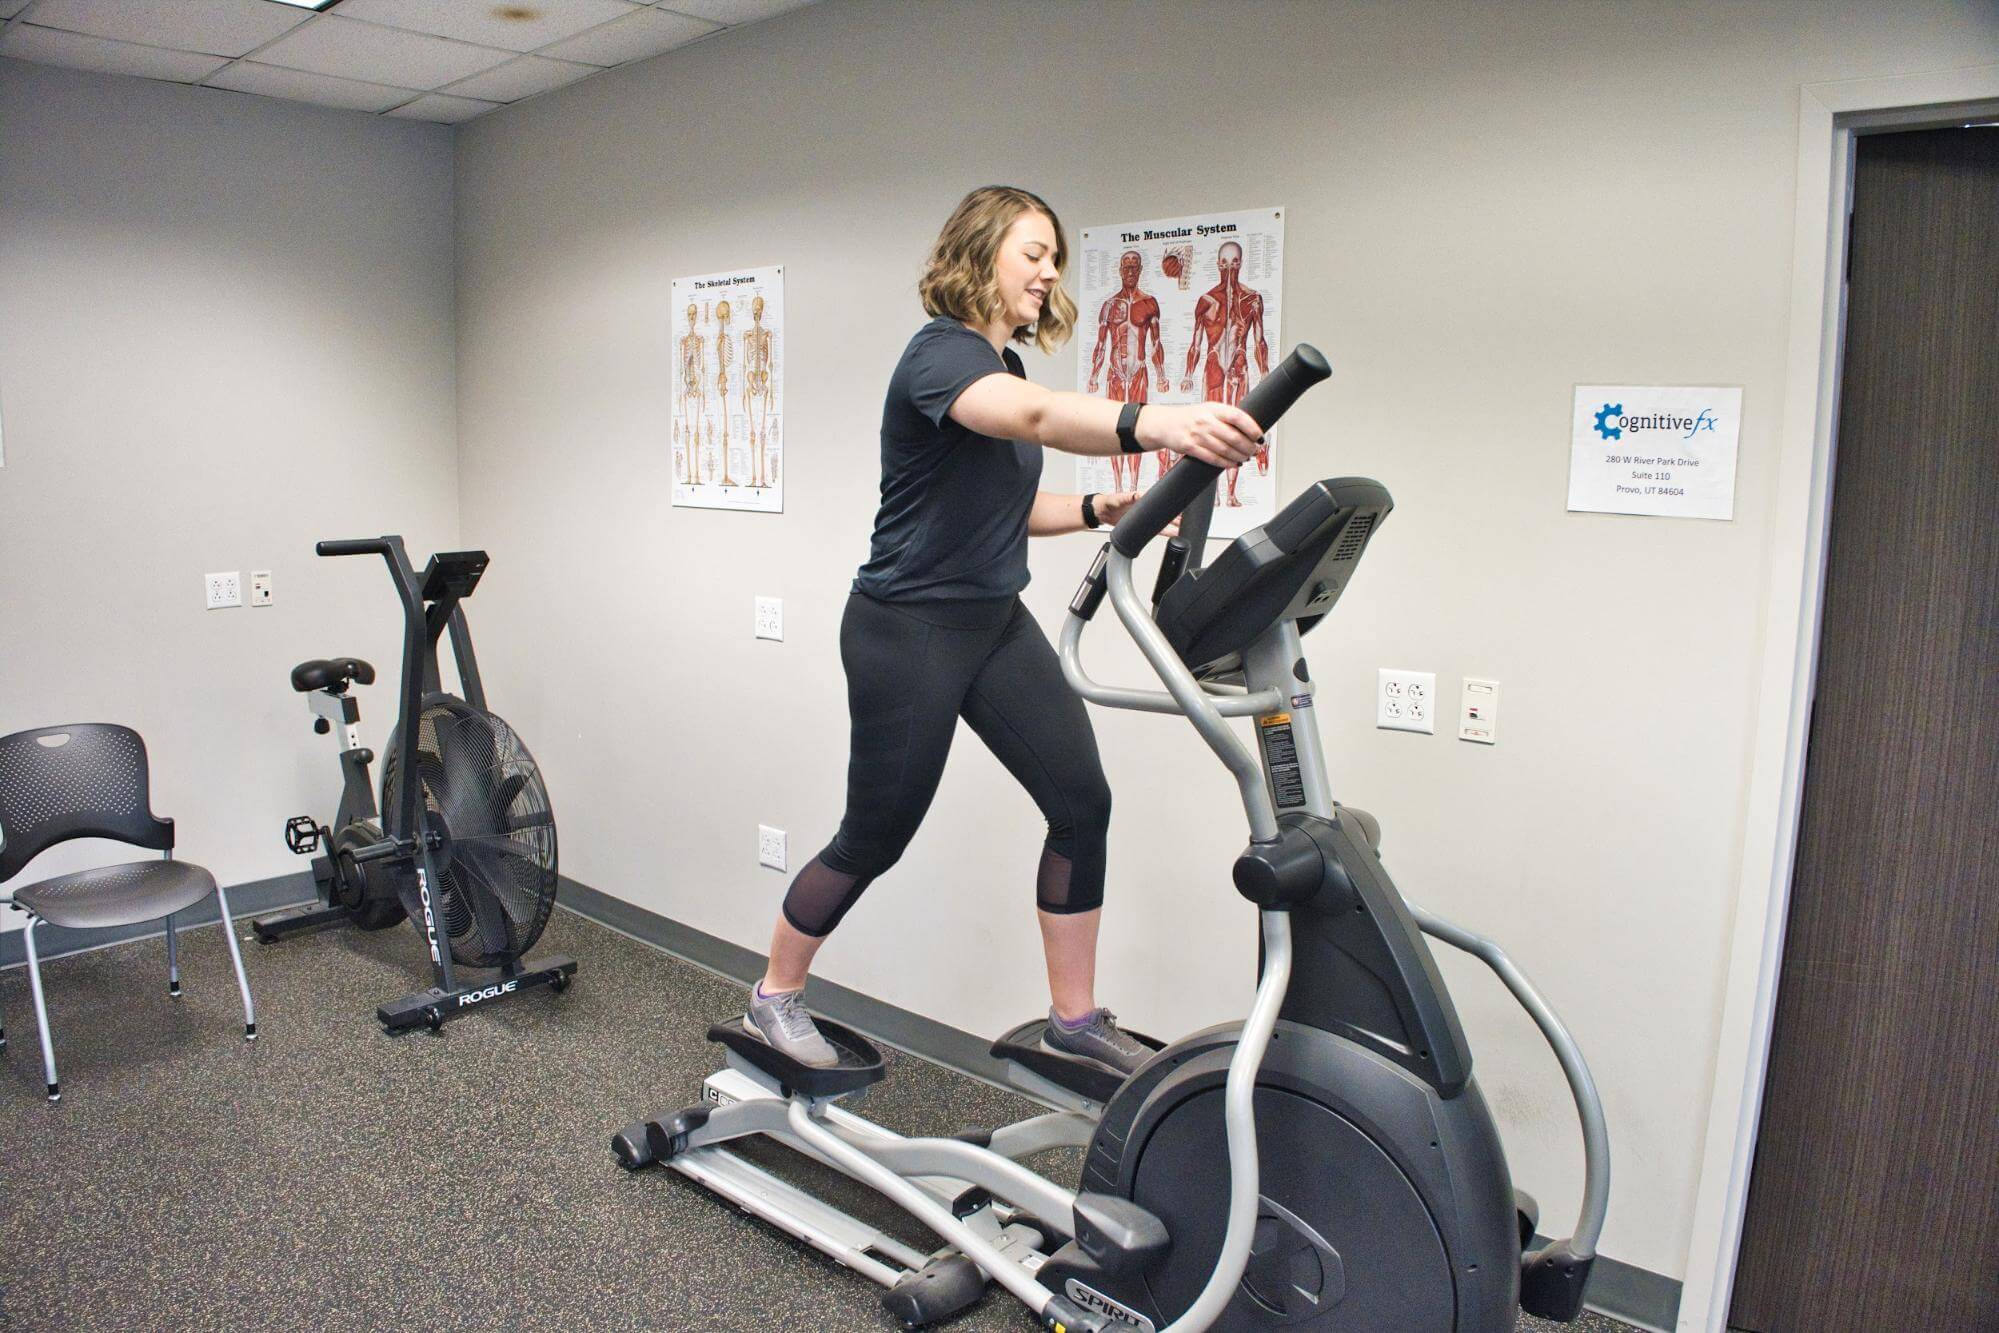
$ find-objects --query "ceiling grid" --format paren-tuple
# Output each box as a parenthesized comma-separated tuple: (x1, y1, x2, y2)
(0, 0, 813, 123)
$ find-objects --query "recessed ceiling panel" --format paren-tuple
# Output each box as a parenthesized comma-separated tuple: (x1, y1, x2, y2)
(662, 0, 813, 24)
(541, 6, 718, 66)
(387, 92, 504, 124)
(0, 23, 230, 82)
(334, 0, 643, 55)
(206, 59, 418, 113)
(252, 14, 512, 89)
(22, 0, 310, 59)
(443, 53, 597, 103)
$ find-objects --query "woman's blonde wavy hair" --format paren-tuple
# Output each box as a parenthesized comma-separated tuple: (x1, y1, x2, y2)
(918, 186, 1077, 355)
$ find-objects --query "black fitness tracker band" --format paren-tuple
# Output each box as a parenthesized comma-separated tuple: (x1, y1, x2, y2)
(1116, 401, 1144, 453)
(1081, 493, 1102, 529)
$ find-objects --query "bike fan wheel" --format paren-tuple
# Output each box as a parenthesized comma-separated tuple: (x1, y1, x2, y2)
(381, 695, 559, 969)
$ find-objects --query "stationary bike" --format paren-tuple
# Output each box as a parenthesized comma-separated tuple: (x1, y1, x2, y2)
(254, 537, 577, 1032)
(612, 348, 1609, 1331)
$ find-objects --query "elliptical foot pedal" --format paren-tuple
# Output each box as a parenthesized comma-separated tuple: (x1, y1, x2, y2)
(883, 1254, 985, 1329)
(991, 1018, 1163, 1106)
(708, 1014, 885, 1098)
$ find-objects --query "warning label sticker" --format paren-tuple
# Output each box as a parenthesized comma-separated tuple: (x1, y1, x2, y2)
(1258, 715, 1306, 808)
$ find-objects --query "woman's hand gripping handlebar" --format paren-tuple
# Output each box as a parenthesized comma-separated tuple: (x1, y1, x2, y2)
(1069, 345, 1332, 622)
(1108, 345, 1332, 559)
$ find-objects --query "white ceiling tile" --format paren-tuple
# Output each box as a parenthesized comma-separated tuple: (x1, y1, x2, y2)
(335, 0, 640, 55)
(541, 6, 718, 66)
(0, 0, 40, 17)
(0, 23, 230, 82)
(252, 14, 511, 90)
(660, 0, 814, 25)
(23, 0, 308, 59)
(387, 92, 502, 124)
(443, 54, 595, 103)
(204, 59, 419, 113)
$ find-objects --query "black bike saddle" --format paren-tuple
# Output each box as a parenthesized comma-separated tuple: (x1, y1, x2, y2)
(290, 658, 376, 693)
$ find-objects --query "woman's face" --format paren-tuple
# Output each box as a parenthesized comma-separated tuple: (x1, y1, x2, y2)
(993, 210, 1060, 330)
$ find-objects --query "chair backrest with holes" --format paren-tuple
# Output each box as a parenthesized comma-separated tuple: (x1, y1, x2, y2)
(0, 724, 173, 883)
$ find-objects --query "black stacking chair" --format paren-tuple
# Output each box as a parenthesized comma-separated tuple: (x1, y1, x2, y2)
(0, 724, 256, 1101)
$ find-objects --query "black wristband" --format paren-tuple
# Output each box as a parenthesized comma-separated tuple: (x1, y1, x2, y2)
(1080, 493, 1102, 529)
(1116, 401, 1144, 453)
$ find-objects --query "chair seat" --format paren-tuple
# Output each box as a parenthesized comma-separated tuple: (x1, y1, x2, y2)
(12, 859, 217, 930)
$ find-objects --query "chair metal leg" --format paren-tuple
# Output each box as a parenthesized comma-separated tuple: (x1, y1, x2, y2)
(21, 919, 60, 1101)
(166, 911, 181, 997)
(211, 884, 257, 1040)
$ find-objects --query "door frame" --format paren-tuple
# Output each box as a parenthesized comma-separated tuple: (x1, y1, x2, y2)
(1675, 65, 1999, 1333)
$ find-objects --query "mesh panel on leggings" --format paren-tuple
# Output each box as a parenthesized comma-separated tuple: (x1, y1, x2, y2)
(780, 856, 866, 938)
(0, 725, 154, 882)
(1035, 848, 1077, 913)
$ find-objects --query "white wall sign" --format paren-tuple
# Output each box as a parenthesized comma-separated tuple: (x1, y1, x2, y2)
(671, 264, 783, 513)
(1568, 385, 1741, 519)
(1074, 207, 1285, 539)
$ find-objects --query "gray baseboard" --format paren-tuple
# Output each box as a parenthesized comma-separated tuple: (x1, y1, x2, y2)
(557, 875, 1683, 1333)
(0, 871, 316, 969)
(554, 877, 1020, 1089)
(1578, 1257, 1681, 1332)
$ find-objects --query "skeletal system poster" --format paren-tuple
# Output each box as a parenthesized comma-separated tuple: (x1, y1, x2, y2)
(1074, 208, 1284, 539)
(671, 265, 783, 513)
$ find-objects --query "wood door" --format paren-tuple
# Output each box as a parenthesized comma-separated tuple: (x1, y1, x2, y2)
(1728, 126, 1999, 1331)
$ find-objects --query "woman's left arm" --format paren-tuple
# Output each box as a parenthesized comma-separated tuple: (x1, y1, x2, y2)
(1028, 490, 1093, 536)
(1027, 489, 1158, 537)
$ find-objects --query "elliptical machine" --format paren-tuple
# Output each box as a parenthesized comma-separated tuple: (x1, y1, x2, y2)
(612, 349, 1608, 1331)
(254, 537, 576, 1032)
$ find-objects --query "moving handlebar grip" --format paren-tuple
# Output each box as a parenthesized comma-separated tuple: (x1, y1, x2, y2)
(317, 538, 393, 558)
(1108, 344, 1332, 557)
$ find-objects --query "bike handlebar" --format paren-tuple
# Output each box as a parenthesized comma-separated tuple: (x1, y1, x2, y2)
(1109, 344, 1332, 558)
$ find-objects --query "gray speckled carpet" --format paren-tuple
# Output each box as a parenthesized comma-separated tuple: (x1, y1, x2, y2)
(0, 908, 1634, 1332)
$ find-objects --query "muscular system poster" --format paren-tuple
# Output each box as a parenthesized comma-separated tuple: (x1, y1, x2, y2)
(671, 265, 784, 513)
(1074, 208, 1284, 539)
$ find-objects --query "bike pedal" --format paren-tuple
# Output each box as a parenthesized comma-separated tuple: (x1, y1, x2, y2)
(284, 815, 326, 855)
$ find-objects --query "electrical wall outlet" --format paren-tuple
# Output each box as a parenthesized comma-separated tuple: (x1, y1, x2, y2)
(754, 596, 783, 641)
(1460, 678, 1499, 744)
(205, 571, 242, 610)
(249, 570, 274, 607)
(758, 824, 787, 871)
(1377, 668, 1436, 734)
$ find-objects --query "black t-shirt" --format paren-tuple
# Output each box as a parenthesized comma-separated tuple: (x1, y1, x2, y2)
(853, 318, 1043, 602)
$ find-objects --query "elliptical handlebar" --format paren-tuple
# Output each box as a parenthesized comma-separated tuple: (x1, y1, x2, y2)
(316, 537, 395, 558)
(1109, 344, 1331, 558)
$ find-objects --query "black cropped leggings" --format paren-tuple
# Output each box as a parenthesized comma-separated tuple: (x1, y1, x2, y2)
(781, 591, 1112, 938)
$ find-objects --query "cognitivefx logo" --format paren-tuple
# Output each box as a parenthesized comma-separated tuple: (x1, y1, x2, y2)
(1595, 402, 1718, 442)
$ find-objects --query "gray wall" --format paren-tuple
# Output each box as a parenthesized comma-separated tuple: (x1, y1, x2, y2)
(453, 0, 1997, 1281)
(0, 60, 459, 898)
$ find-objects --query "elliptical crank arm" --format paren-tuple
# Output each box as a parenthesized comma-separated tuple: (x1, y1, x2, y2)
(1407, 904, 1611, 1268)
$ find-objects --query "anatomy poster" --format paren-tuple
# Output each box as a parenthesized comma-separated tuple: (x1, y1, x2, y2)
(1074, 208, 1284, 540)
(671, 265, 783, 513)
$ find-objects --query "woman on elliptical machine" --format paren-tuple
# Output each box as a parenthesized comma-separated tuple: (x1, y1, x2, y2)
(748, 185, 1263, 1072)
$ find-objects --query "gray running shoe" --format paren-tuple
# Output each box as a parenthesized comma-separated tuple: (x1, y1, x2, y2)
(745, 984, 841, 1069)
(1042, 1007, 1149, 1077)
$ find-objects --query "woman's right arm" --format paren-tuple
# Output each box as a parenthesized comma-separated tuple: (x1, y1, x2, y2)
(951, 372, 1262, 470)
